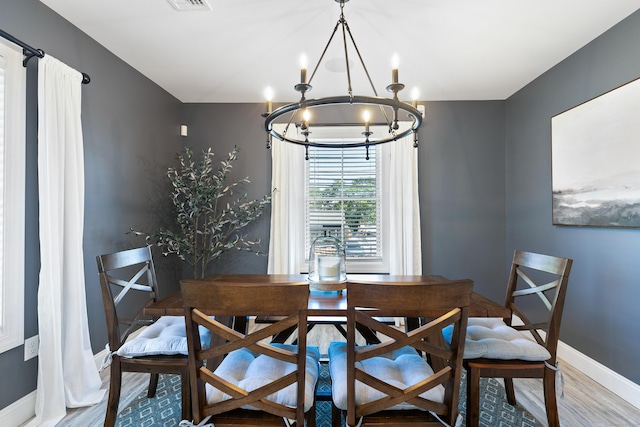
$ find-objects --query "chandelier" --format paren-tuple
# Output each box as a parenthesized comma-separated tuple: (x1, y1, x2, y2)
(262, 0, 423, 160)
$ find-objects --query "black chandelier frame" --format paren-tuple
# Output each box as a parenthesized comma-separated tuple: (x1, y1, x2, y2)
(262, 0, 422, 155)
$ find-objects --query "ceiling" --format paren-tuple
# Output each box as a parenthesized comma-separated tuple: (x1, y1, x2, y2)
(39, 0, 639, 103)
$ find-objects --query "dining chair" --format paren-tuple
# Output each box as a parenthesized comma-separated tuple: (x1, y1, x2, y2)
(181, 279, 321, 427)
(459, 250, 573, 427)
(328, 279, 474, 427)
(96, 246, 192, 427)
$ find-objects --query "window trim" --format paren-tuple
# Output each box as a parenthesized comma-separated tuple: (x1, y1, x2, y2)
(299, 125, 391, 274)
(0, 39, 26, 354)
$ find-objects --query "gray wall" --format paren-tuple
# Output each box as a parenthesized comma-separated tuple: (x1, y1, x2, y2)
(505, 10, 640, 383)
(420, 101, 506, 303)
(0, 0, 184, 409)
(180, 103, 274, 277)
(181, 101, 507, 296)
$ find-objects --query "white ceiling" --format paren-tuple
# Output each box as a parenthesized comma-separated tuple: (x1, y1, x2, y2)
(39, 0, 639, 103)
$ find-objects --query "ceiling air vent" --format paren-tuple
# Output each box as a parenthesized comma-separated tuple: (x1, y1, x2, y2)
(166, 0, 212, 11)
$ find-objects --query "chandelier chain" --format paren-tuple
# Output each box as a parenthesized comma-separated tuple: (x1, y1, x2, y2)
(309, 20, 341, 86)
(343, 19, 377, 97)
(340, 16, 353, 99)
(341, 18, 396, 134)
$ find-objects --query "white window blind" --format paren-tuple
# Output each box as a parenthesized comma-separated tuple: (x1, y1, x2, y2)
(305, 143, 382, 264)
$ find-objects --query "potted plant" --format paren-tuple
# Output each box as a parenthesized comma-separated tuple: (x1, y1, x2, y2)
(132, 146, 271, 279)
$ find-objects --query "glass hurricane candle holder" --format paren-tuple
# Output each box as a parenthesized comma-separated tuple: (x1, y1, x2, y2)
(308, 236, 347, 291)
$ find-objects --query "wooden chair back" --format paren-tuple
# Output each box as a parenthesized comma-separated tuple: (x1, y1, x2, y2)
(504, 250, 573, 363)
(344, 279, 474, 427)
(181, 279, 312, 426)
(97, 245, 160, 351)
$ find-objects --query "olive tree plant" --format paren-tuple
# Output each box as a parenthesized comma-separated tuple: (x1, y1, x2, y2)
(133, 146, 271, 279)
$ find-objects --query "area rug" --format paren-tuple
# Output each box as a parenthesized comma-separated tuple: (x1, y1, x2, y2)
(116, 365, 539, 426)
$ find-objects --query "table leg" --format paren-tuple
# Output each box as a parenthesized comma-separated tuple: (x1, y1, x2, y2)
(233, 315, 248, 334)
(207, 315, 234, 369)
(405, 317, 420, 332)
(271, 325, 297, 343)
(356, 324, 381, 344)
(414, 316, 448, 372)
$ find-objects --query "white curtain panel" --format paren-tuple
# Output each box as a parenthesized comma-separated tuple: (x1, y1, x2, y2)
(267, 131, 306, 274)
(28, 55, 104, 427)
(380, 135, 422, 275)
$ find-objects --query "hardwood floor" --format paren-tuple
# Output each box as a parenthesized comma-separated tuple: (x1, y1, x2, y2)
(18, 368, 149, 427)
(511, 361, 640, 427)
(20, 325, 640, 426)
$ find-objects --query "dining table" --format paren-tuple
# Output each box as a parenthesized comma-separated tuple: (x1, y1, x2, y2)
(144, 273, 511, 335)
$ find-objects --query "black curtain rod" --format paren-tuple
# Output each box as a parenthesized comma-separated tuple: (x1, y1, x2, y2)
(0, 28, 90, 84)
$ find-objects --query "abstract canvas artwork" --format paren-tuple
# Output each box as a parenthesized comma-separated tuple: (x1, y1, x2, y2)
(551, 77, 640, 228)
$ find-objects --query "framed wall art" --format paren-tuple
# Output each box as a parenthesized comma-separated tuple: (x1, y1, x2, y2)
(551, 77, 640, 228)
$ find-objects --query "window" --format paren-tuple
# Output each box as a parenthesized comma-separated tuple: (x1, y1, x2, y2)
(0, 40, 26, 353)
(303, 126, 389, 273)
(269, 122, 420, 276)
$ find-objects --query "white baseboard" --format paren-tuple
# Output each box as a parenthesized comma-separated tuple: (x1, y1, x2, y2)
(557, 340, 640, 409)
(512, 315, 640, 410)
(0, 390, 36, 427)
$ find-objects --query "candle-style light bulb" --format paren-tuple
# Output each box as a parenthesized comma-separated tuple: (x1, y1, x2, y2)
(302, 109, 311, 128)
(391, 53, 400, 84)
(300, 54, 308, 84)
(264, 86, 274, 113)
(363, 110, 371, 133)
(411, 87, 419, 108)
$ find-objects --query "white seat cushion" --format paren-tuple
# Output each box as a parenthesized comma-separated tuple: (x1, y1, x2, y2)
(117, 315, 210, 357)
(443, 317, 551, 361)
(208, 344, 321, 412)
(328, 341, 444, 411)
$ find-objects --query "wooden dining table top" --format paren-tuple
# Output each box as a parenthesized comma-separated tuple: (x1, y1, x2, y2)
(144, 273, 511, 319)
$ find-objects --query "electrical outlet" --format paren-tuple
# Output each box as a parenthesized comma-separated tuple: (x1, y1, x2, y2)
(24, 335, 39, 361)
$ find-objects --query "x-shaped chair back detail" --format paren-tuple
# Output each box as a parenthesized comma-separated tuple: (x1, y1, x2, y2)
(505, 250, 573, 363)
(181, 279, 316, 427)
(97, 246, 160, 350)
(344, 279, 473, 427)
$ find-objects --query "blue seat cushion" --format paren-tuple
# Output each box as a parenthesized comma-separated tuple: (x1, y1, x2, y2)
(443, 317, 551, 361)
(116, 315, 210, 357)
(328, 341, 444, 411)
(208, 344, 321, 412)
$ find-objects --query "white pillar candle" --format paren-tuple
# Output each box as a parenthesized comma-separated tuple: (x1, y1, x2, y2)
(318, 256, 341, 281)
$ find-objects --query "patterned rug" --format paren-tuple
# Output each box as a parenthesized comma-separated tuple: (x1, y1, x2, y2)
(116, 365, 539, 426)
